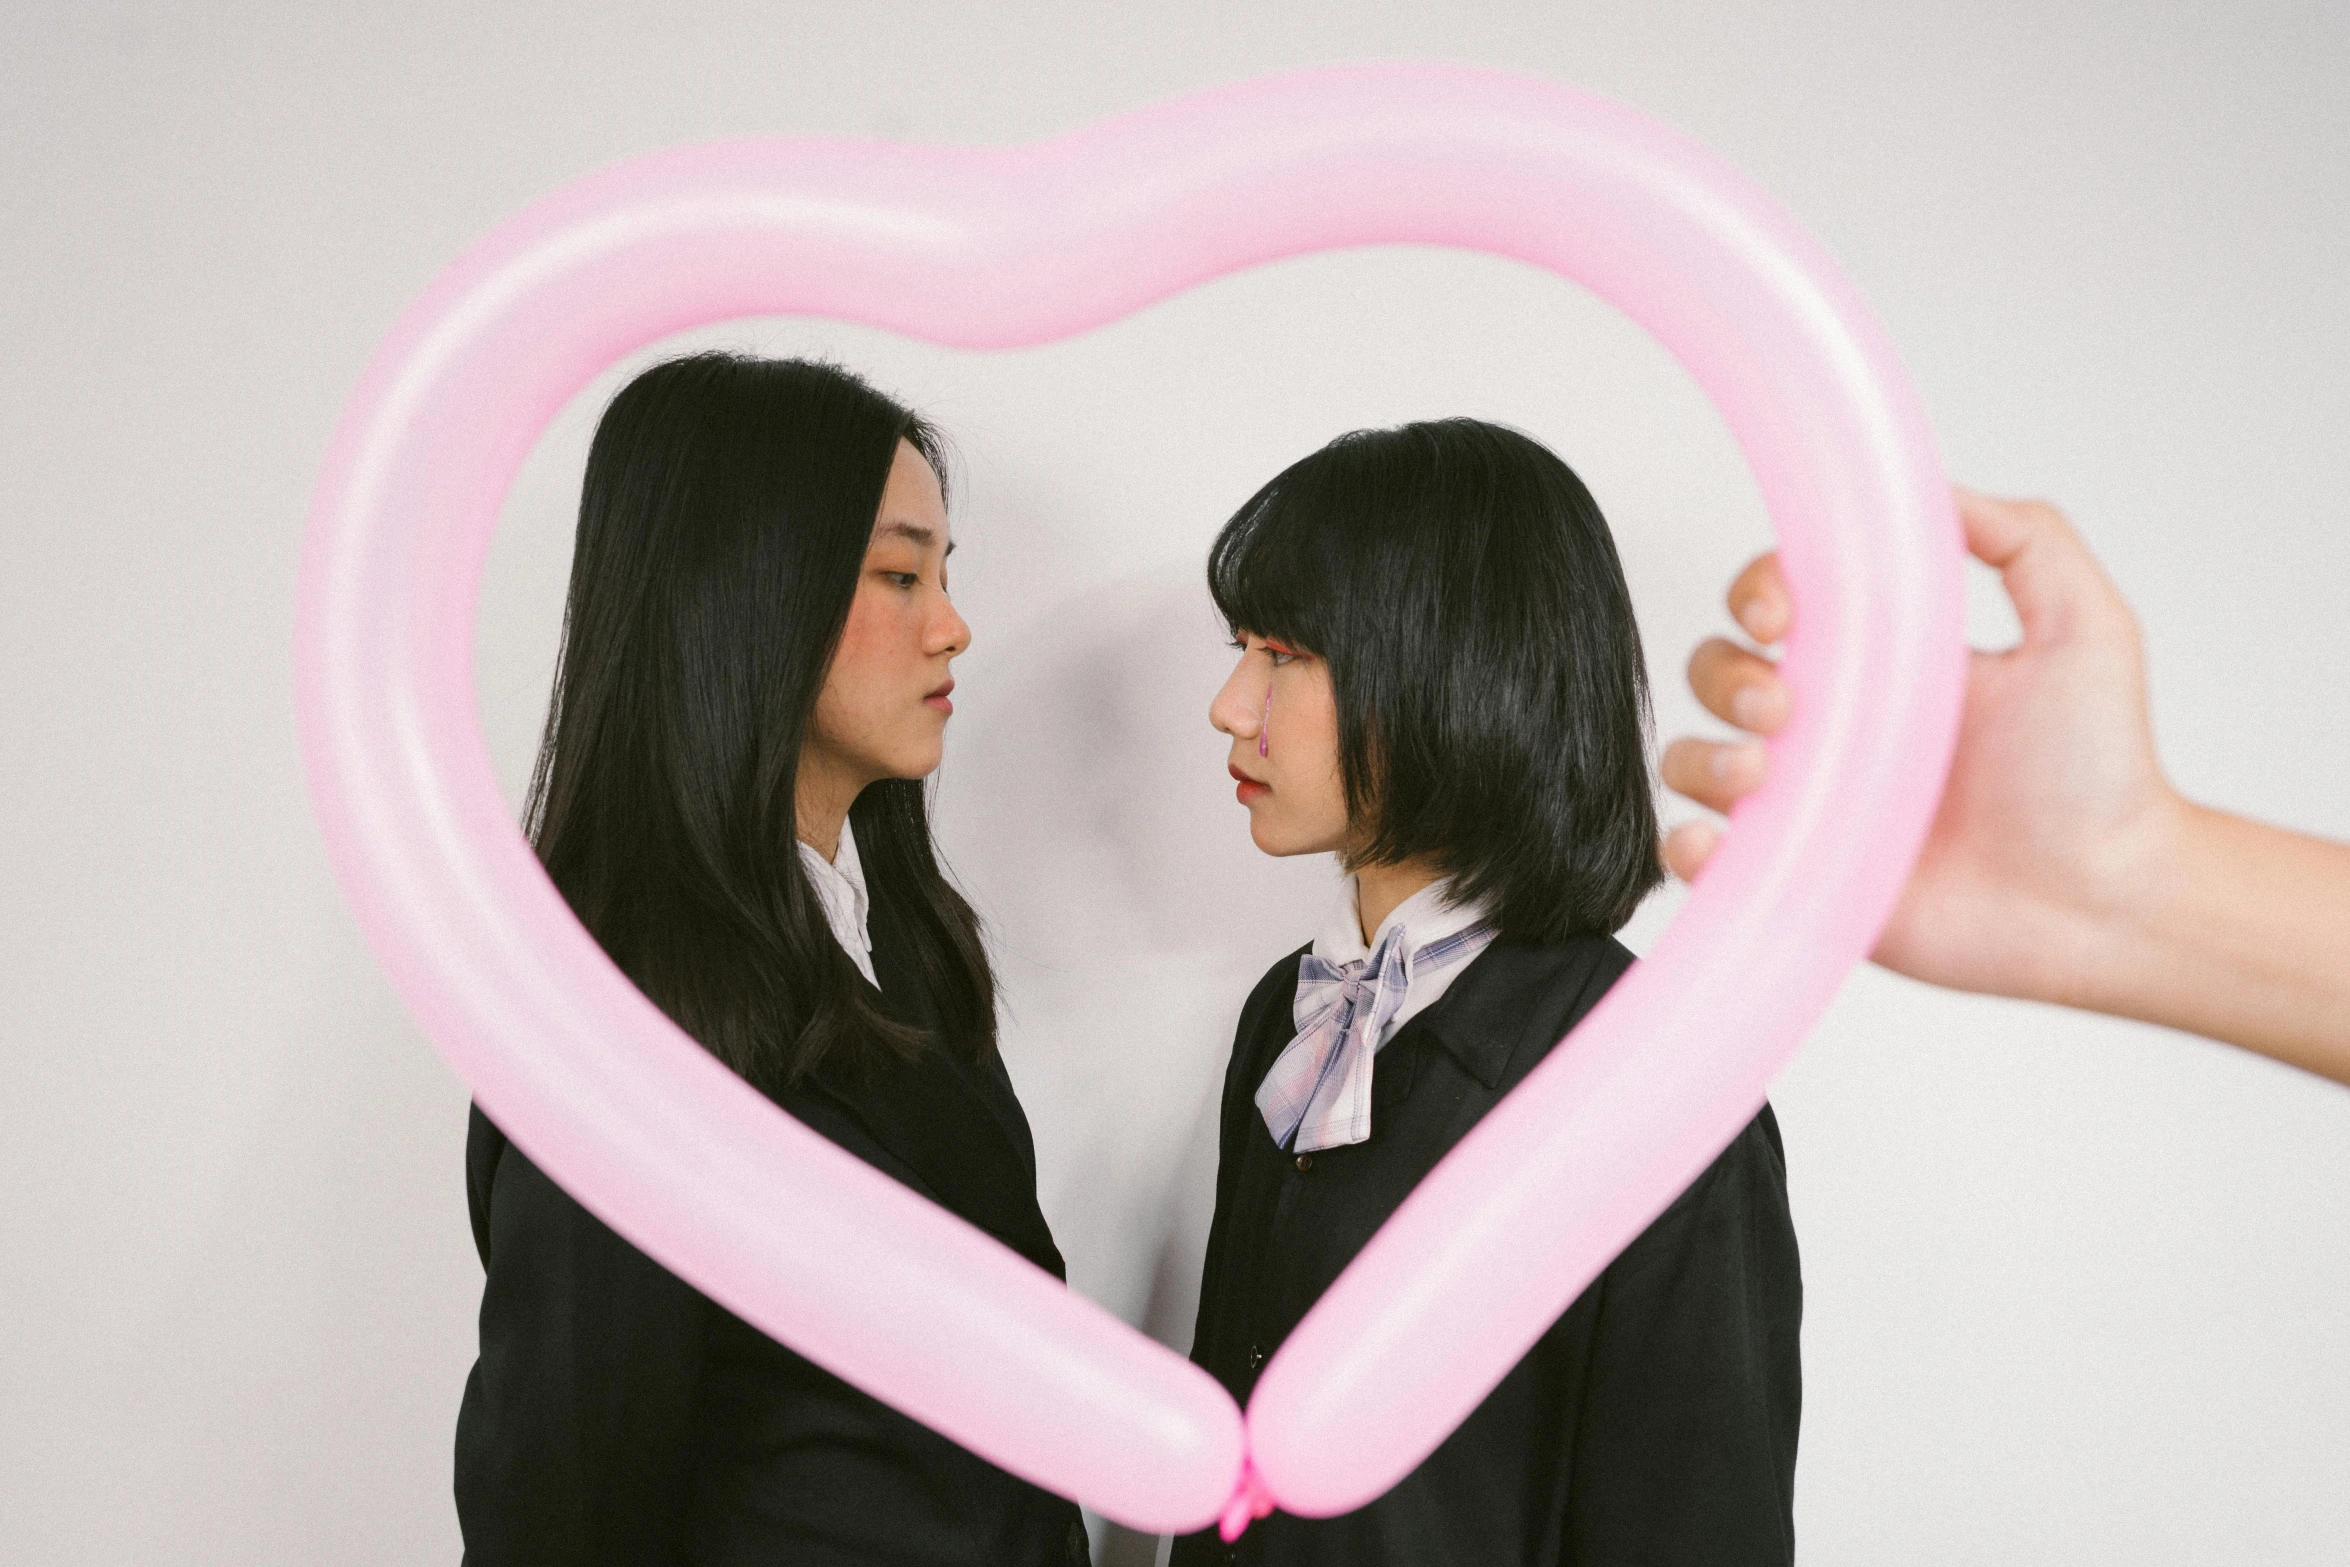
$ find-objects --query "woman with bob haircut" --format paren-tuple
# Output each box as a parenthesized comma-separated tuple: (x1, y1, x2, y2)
(454, 352, 1091, 1566)
(1178, 419, 1801, 1565)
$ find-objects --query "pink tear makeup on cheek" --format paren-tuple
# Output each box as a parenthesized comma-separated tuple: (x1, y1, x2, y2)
(1260, 686, 1271, 758)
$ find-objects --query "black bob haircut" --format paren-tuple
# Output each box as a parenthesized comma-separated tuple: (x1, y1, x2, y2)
(1208, 418, 1664, 942)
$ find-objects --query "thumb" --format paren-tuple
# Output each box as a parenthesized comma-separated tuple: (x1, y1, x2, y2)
(1954, 485, 2126, 645)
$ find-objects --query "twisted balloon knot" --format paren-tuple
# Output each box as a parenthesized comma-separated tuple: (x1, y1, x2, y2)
(1216, 1457, 1277, 1543)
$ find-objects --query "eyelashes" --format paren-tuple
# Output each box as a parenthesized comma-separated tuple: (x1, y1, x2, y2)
(1228, 636, 1300, 667)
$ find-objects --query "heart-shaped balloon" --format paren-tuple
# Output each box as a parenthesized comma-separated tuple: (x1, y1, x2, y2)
(296, 63, 1962, 1537)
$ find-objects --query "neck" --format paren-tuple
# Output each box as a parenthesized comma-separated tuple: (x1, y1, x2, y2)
(1354, 855, 1445, 945)
(794, 747, 868, 862)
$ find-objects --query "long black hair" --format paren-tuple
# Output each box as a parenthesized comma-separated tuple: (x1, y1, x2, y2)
(525, 352, 994, 1091)
(1208, 418, 1663, 941)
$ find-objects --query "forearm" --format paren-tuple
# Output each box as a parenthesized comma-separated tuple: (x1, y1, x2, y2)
(2074, 804, 2350, 1084)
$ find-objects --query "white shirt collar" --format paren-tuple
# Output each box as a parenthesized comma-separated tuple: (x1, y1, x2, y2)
(1312, 874, 1497, 1043)
(1315, 874, 1491, 967)
(1256, 873, 1502, 1153)
(798, 822, 877, 988)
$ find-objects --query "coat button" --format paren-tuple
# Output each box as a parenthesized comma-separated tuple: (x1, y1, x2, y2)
(1294, 1153, 1313, 1172)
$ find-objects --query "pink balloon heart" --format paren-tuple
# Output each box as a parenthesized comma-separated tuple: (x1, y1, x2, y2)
(296, 63, 1962, 1537)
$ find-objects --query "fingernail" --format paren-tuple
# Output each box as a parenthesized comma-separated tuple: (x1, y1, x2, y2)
(1730, 685, 1777, 731)
(1667, 821, 1719, 880)
(1711, 741, 1764, 781)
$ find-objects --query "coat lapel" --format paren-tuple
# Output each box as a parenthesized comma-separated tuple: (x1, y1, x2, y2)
(1409, 933, 1629, 1090)
(802, 886, 1066, 1280)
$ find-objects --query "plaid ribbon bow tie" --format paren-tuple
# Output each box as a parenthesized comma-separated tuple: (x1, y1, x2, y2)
(1256, 917, 1492, 1153)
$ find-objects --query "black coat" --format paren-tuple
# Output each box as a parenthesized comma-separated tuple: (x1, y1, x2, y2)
(1174, 934, 1802, 1567)
(454, 882, 1092, 1567)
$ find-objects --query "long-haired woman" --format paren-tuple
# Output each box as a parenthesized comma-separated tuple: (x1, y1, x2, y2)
(454, 352, 1090, 1567)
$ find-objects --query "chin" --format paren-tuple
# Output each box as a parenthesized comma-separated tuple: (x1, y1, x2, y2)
(1248, 820, 1310, 858)
(1250, 811, 1350, 858)
(861, 737, 943, 783)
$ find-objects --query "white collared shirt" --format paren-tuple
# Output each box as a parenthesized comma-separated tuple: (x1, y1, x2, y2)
(797, 823, 877, 987)
(1312, 875, 1495, 1052)
(1255, 874, 1501, 1153)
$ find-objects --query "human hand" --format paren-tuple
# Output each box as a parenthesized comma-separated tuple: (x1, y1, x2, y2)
(1661, 488, 2189, 1006)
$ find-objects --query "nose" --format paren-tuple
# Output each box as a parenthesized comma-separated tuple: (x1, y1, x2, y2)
(1209, 657, 1262, 743)
(930, 591, 971, 658)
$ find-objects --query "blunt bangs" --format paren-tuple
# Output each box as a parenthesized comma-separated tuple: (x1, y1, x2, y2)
(1207, 419, 1664, 941)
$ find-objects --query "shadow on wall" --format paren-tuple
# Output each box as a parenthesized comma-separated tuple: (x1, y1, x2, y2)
(935, 569, 1331, 1567)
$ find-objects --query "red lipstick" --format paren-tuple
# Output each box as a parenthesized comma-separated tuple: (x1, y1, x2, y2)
(1229, 762, 1268, 805)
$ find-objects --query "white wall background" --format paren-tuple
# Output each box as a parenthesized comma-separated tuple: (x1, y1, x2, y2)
(5, 3, 2346, 1562)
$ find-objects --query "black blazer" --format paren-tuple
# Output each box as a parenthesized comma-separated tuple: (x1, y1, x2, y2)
(1174, 934, 1802, 1567)
(454, 879, 1092, 1567)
